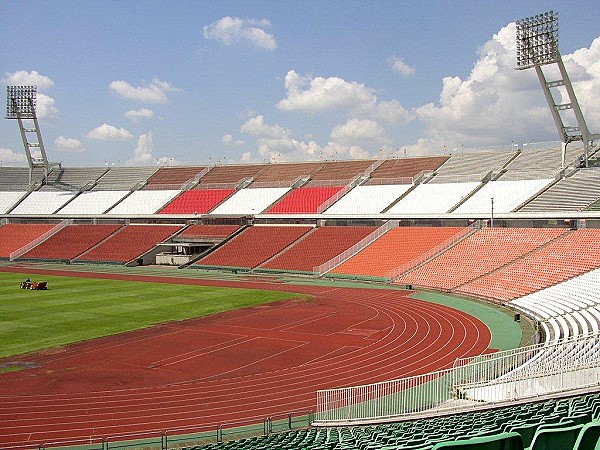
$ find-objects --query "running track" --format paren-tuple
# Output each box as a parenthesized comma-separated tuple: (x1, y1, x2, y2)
(0, 267, 493, 447)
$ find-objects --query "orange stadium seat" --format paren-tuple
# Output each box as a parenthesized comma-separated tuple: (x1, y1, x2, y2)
(396, 228, 568, 290)
(260, 225, 377, 272)
(20, 224, 122, 261)
(75, 224, 183, 263)
(196, 225, 313, 269)
(333, 226, 464, 278)
(0, 223, 57, 258)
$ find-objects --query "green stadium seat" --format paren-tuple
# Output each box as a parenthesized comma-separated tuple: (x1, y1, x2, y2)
(573, 421, 600, 450)
(431, 431, 524, 449)
(507, 423, 540, 448)
(526, 424, 584, 450)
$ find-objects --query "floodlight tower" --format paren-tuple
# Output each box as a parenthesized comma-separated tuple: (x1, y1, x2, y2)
(5, 85, 54, 183)
(515, 11, 599, 167)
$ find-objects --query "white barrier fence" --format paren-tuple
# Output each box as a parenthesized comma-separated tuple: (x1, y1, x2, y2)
(314, 332, 600, 425)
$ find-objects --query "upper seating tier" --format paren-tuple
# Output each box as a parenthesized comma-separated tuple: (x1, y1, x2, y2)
(210, 187, 290, 215)
(143, 166, 206, 190)
(431, 151, 516, 182)
(0, 167, 45, 191)
(306, 160, 374, 185)
(252, 162, 324, 185)
(385, 182, 480, 214)
(197, 164, 266, 187)
(366, 156, 449, 184)
(504, 146, 584, 175)
(56, 191, 129, 215)
(10, 191, 77, 215)
(196, 225, 313, 269)
(519, 169, 600, 212)
(453, 179, 553, 214)
(260, 225, 377, 272)
(105, 190, 180, 215)
(267, 186, 343, 214)
(92, 167, 158, 191)
(322, 185, 412, 215)
(0, 191, 27, 214)
(158, 189, 234, 214)
(41, 167, 109, 192)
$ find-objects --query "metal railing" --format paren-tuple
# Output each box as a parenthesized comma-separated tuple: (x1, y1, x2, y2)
(19, 410, 314, 450)
(314, 332, 600, 425)
(313, 220, 399, 276)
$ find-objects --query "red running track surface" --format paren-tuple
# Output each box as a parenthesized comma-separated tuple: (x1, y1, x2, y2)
(0, 268, 492, 447)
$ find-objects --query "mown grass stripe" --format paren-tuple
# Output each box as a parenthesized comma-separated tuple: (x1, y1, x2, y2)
(0, 272, 298, 358)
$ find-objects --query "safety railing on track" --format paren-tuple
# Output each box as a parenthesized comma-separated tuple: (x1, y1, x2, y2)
(18, 410, 314, 450)
(314, 332, 600, 425)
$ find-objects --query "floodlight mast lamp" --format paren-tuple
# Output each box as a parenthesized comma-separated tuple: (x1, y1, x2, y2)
(5, 85, 51, 181)
(515, 11, 599, 168)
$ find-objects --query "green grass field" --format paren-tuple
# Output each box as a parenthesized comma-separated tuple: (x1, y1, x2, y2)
(0, 272, 299, 359)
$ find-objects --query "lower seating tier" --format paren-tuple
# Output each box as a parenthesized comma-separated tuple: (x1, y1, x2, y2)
(75, 224, 183, 263)
(195, 225, 314, 269)
(20, 224, 122, 260)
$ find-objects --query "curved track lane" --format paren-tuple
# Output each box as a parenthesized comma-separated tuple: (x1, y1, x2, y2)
(0, 269, 492, 447)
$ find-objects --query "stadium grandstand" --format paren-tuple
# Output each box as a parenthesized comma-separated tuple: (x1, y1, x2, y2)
(3, 10, 600, 450)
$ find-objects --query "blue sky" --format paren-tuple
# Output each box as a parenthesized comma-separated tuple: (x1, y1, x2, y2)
(1, 0, 599, 167)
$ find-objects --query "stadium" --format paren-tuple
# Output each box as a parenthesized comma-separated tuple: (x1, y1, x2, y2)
(2, 8, 600, 450)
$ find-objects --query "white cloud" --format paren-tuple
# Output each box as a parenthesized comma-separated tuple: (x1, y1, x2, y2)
(563, 36, 600, 129)
(0, 147, 26, 165)
(109, 78, 180, 103)
(129, 131, 155, 164)
(203, 16, 277, 50)
(387, 56, 416, 76)
(330, 118, 388, 146)
(127, 131, 179, 166)
(276, 70, 414, 127)
(373, 100, 413, 124)
(413, 23, 565, 153)
(239, 114, 372, 162)
(55, 136, 84, 153)
(221, 134, 245, 146)
(1, 70, 54, 90)
(124, 108, 154, 121)
(277, 70, 377, 112)
(241, 114, 288, 139)
(86, 123, 133, 140)
(36, 93, 61, 120)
